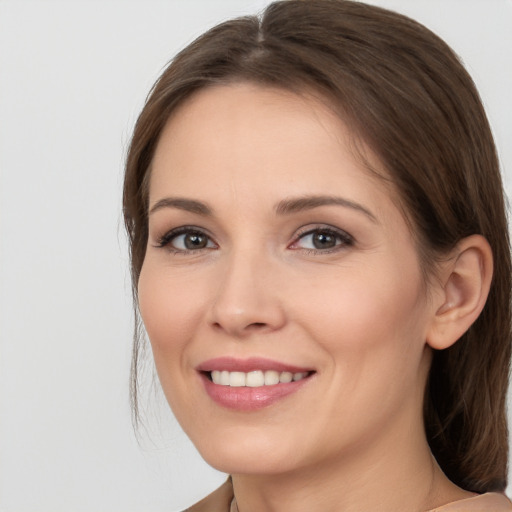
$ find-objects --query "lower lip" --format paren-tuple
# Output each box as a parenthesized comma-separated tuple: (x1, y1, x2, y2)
(200, 373, 312, 411)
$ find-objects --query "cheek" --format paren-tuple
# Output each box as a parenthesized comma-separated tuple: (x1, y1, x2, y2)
(301, 265, 429, 425)
(295, 260, 428, 372)
(137, 262, 206, 362)
(137, 261, 214, 422)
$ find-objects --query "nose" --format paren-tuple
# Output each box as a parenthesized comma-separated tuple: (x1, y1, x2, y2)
(207, 251, 287, 338)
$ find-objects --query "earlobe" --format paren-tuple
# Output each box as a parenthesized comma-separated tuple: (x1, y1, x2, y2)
(426, 235, 493, 350)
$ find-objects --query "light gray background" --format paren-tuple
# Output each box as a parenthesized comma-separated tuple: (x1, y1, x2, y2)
(0, 1, 511, 511)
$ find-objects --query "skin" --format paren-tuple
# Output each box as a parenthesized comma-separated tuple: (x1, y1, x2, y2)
(138, 83, 483, 512)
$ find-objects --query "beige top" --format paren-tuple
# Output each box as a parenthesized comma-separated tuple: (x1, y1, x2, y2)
(185, 479, 512, 512)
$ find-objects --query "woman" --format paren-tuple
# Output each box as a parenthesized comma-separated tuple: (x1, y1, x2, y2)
(123, 1, 512, 510)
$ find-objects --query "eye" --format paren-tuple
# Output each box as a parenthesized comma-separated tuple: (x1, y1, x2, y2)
(156, 227, 217, 253)
(291, 227, 353, 252)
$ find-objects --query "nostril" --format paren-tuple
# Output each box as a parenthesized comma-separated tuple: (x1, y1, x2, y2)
(248, 322, 267, 329)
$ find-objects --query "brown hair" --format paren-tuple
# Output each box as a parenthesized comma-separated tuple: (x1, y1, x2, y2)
(123, 0, 511, 493)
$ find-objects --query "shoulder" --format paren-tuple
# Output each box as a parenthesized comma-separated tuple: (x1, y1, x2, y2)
(428, 492, 512, 511)
(182, 483, 511, 512)
(183, 478, 234, 512)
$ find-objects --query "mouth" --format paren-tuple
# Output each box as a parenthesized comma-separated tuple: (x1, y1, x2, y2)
(197, 357, 315, 411)
(205, 369, 312, 387)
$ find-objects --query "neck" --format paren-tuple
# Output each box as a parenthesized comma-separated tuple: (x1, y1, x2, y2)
(231, 410, 470, 512)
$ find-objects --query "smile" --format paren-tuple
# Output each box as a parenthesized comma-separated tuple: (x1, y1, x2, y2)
(198, 357, 315, 411)
(210, 370, 310, 387)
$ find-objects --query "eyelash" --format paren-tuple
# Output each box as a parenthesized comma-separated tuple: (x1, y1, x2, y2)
(155, 226, 217, 255)
(289, 226, 354, 254)
(155, 225, 354, 255)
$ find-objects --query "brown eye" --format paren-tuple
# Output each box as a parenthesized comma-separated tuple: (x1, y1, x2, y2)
(157, 228, 216, 252)
(182, 232, 209, 250)
(292, 227, 353, 252)
(312, 231, 337, 249)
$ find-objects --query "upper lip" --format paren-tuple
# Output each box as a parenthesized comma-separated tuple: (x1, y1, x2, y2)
(196, 357, 313, 374)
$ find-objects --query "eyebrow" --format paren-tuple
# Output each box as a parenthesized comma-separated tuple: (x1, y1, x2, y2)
(148, 197, 213, 216)
(275, 195, 377, 222)
(148, 194, 377, 223)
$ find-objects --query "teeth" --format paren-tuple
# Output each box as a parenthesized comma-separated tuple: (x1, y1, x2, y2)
(264, 370, 280, 385)
(210, 370, 309, 387)
(229, 371, 246, 387)
(246, 371, 265, 387)
(280, 371, 293, 383)
(221, 370, 230, 385)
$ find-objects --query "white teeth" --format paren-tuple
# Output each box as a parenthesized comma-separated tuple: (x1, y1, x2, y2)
(246, 371, 265, 387)
(229, 371, 246, 387)
(279, 371, 293, 383)
(210, 370, 309, 387)
(264, 370, 280, 385)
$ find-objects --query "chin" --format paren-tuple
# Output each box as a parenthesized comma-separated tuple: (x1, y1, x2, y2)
(192, 429, 303, 476)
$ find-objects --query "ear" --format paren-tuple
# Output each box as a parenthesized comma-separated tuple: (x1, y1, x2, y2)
(426, 235, 493, 350)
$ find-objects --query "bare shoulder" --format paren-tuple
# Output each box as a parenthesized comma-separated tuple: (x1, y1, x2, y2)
(183, 478, 234, 512)
(428, 492, 512, 511)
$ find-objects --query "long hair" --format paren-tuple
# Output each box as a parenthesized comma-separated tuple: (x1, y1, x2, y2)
(123, 0, 511, 492)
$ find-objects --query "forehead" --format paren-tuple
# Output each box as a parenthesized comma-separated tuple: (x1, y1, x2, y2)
(149, 83, 397, 215)
(154, 83, 352, 166)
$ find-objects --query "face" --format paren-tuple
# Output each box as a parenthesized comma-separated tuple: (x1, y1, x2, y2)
(138, 83, 436, 476)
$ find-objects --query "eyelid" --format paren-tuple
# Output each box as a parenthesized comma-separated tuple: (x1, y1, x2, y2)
(154, 225, 217, 252)
(152, 223, 353, 254)
(289, 224, 354, 252)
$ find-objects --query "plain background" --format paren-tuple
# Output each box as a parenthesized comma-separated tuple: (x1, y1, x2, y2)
(0, 1, 511, 511)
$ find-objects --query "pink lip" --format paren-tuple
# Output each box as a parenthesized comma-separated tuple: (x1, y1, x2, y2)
(197, 357, 312, 373)
(196, 357, 315, 411)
